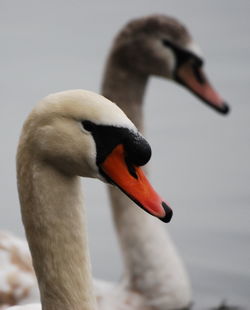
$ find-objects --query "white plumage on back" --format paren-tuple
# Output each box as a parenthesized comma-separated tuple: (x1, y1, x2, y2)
(0, 232, 39, 309)
(5, 305, 41, 310)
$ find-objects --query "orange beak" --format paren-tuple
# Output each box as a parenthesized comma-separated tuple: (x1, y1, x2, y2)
(100, 144, 172, 222)
(176, 62, 230, 114)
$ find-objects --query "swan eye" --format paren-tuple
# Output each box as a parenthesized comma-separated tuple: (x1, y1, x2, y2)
(82, 120, 95, 132)
(162, 39, 171, 48)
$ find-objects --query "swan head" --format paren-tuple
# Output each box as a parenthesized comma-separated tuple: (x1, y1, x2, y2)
(111, 14, 229, 114)
(21, 89, 172, 222)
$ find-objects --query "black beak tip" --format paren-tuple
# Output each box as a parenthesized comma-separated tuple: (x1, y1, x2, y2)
(160, 201, 173, 223)
(219, 102, 230, 115)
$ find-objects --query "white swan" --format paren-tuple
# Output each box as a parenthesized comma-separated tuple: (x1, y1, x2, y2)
(1, 14, 230, 310)
(4, 89, 172, 310)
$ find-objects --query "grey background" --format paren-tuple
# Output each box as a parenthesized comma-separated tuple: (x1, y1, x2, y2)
(1, 0, 249, 308)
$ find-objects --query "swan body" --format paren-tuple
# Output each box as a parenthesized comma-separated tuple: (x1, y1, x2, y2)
(0, 232, 39, 309)
(4, 89, 170, 310)
(6, 283, 151, 310)
(0, 233, 146, 310)
(0, 232, 147, 310)
(6, 305, 40, 310)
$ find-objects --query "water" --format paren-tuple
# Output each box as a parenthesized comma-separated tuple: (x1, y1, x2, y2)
(0, 0, 249, 308)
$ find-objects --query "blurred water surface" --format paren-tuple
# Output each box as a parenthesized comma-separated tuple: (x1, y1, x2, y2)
(0, 0, 249, 308)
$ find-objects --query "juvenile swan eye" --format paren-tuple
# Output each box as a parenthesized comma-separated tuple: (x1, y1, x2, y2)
(82, 120, 95, 132)
(162, 39, 171, 48)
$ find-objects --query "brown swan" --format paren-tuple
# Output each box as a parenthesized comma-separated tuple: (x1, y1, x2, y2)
(101, 14, 229, 310)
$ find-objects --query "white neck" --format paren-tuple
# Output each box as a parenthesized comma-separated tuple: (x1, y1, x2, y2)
(102, 60, 191, 309)
(17, 150, 97, 310)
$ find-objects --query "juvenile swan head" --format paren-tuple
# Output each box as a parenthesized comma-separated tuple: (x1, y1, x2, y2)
(107, 14, 229, 114)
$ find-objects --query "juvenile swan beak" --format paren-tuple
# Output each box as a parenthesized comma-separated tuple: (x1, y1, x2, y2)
(176, 62, 230, 114)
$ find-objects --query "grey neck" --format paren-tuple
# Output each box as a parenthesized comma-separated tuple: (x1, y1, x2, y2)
(101, 57, 191, 309)
(102, 57, 148, 130)
(17, 154, 97, 310)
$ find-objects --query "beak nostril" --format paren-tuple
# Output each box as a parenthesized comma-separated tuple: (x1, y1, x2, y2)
(125, 156, 138, 179)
